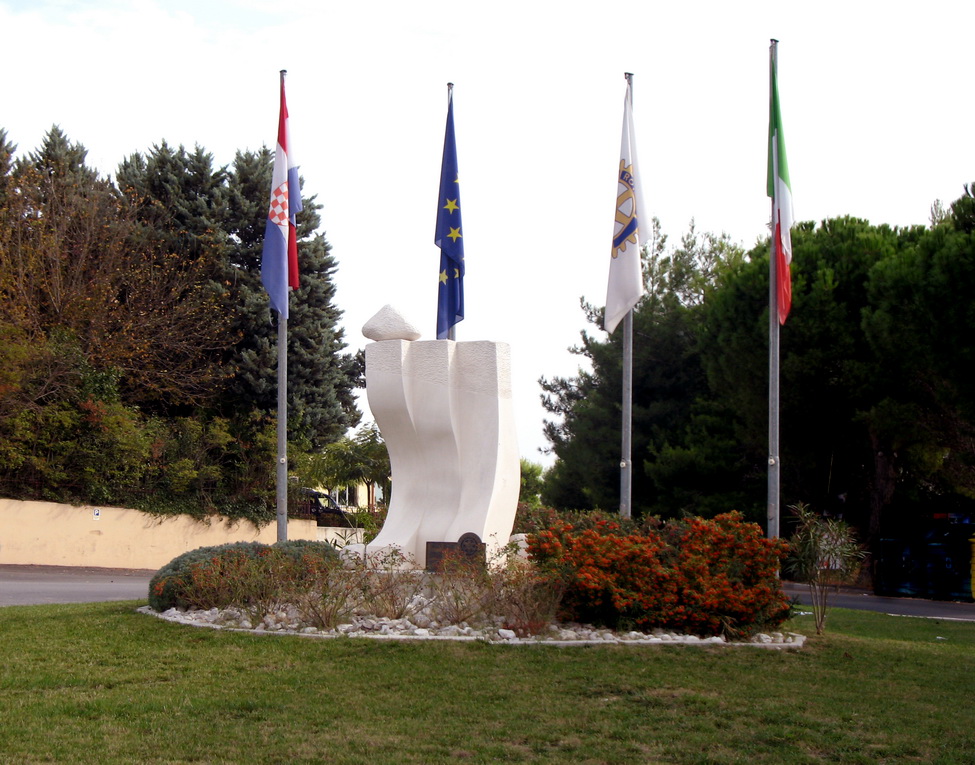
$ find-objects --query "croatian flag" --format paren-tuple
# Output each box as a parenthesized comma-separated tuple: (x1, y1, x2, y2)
(261, 70, 302, 319)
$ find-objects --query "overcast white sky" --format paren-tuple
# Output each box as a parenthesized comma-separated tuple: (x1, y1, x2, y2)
(2, 0, 973, 466)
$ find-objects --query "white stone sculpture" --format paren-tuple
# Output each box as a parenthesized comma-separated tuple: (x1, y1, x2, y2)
(344, 305, 520, 569)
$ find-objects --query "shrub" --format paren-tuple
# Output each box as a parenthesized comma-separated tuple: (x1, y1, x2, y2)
(173, 548, 297, 623)
(290, 563, 366, 630)
(513, 504, 639, 537)
(530, 517, 679, 629)
(274, 539, 341, 567)
(149, 542, 261, 611)
(663, 513, 791, 638)
(148, 540, 338, 612)
(425, 551, 494, 627)
(355, 547, 425, 620)
(150, 513, 789, 641)
(488, 558, 565, 637)
(785, 503, 865, 634)
(528, 511, 790, 639)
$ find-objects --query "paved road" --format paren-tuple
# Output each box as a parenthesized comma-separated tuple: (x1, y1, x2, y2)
(2, 565, 974, 621)
(0, 565, 154, 607)
(782, 582, 975, 621)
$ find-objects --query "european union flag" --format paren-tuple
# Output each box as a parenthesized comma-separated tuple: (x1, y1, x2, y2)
(435, 86, 464, 340)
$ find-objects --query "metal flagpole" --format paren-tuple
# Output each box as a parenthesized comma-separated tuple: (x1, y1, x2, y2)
(276, 310, 288, 542)
(767, 40, 781, 539)
(274, 68, 290, 544)
(621, 308, 633, 519)
(619, 71, 636, 521)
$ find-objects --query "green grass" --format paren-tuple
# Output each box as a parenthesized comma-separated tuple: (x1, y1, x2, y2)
(1, 602, 973, 764)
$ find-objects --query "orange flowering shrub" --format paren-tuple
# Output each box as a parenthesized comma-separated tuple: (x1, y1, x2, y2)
(662, 513, 791, 637)
(529, 512, 790, 639)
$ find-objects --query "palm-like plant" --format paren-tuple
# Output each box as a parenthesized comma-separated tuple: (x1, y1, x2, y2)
(786, 503, 865, 634)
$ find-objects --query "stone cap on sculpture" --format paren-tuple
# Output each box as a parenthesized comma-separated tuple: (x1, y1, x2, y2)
(362, 305, 422, 342)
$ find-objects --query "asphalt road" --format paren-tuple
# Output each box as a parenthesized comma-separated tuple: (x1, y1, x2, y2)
(2, 565, 974, 621)
(781, 581, 975, 621)
(0, 565, 154, 607)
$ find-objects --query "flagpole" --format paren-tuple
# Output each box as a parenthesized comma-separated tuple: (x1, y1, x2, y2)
(276, 310, 288, 541)
(275, 68, 290, 543)
(606, 71, 642, 519)
(619, 71, 636, 521)
(767, 40, 781, 540)
(621, 308, 633, 520)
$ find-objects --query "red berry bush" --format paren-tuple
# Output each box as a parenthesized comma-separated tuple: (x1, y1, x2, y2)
(528, 511, 790, 639)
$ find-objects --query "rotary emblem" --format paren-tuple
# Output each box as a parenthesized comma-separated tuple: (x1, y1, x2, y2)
(612, 160, 639, 259)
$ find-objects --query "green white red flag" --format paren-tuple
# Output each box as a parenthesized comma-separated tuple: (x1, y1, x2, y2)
(767, 44, 792, 325)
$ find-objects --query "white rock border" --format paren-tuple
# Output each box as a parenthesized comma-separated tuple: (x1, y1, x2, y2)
(137, 606, 805, 649)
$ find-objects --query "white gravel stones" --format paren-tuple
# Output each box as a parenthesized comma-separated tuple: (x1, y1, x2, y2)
(138, 606, 805, 648)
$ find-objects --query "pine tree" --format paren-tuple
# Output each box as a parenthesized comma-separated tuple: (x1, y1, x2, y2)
(117, 142, 360, 445)
(116, 142, 230, 264)
(223, 148, 360, 448)
(0, 127, 360, 512)
(0, 128, 16, 201)
(540, 220, 745, 518)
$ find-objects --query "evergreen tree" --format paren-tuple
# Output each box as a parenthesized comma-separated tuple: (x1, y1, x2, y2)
(700, 212, 975, 547)
(116, 142, 230, 265)
(698, 217, 903, 533)
(0, 128, 234, 503)
(20, 125, 99, 190)
(949, 182, 975, 233)
(0, 127, 359, 514)
(0, 129, 15, 201)
(860, 196, 975, 538)
(116, 143, 360, 445)
(541, 220, 745, 518)
(1, 128, 231, 408)
(223, 148, 360, 448)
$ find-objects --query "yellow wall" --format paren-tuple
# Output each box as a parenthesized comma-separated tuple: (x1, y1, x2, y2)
(0, 499, 321, 570)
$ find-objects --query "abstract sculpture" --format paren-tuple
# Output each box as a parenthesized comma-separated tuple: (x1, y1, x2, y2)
(343, 305, 520, 569)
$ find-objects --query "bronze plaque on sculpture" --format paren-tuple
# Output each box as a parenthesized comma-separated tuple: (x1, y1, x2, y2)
(426, 533, 486, 572)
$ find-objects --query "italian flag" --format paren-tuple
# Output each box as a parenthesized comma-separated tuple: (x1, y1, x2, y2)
(767, 47, 792, 325)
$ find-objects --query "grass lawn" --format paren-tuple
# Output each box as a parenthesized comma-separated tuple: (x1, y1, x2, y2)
(1, 601, 973, 764)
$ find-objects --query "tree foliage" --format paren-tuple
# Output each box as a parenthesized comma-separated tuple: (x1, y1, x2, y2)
(217, 148, 360, 447)
(293, 425, 390, 508)
(117, 144, 361, 445)
(519, 459, 544, 507)
(0, 129, 232, 409)
(541, 219, 748, 518)
(542, 194, 975, 562)
(0, 127, 361, 520)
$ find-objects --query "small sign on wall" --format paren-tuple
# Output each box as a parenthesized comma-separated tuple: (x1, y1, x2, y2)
(92, 507, 101, 521)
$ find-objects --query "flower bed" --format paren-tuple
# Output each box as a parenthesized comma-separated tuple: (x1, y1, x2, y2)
(528, 511, 790, 639)
(147, 511, 791, 642)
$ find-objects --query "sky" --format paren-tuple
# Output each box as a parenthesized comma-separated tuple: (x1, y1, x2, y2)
(2, 0, 973, 467)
